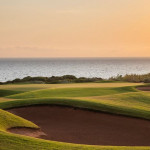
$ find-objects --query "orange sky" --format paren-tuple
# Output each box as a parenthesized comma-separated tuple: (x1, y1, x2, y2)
(0, 0, 150, 58)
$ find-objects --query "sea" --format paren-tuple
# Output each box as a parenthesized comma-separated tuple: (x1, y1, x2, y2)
(0, 57, 150, 82)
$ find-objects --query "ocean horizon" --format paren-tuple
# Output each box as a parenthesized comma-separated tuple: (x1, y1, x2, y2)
(0, 57, 150, 82)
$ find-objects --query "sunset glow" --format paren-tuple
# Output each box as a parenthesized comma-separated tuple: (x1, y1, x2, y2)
(0, 0, 150, 58)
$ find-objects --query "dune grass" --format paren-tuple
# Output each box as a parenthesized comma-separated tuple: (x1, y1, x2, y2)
(0, 83, 150, 150)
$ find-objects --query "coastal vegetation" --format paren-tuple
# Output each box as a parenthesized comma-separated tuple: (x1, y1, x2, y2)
(109, 73, 150, 83)
(1, 73, 150, 85)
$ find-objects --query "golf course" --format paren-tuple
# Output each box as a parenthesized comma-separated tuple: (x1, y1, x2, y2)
(0, 82, 150, 150)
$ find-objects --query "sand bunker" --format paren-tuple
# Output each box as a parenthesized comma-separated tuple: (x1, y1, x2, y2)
(137, 86, 150, 91)
(8, 127, 46, 138)
(8, 106, 150, 146)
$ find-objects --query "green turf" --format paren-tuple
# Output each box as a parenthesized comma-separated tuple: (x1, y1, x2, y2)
(0, 131, 149, 150)
(7, 86, 137, 99)
(0, 83, 150, 150)
(0, 82, 143, 91)
(1, 95, 150, 120)
(0, 89, 23, 97)
(0, 109, 38, 131)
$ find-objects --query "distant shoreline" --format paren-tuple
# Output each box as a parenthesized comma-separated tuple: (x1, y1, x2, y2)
(1, 73, 150, 84)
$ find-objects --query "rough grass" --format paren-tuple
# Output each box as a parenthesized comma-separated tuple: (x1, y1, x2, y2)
(0, 109, 38, 131)
(0, 83, 150, 150)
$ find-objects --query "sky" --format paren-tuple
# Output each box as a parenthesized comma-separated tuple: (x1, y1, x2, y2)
(0, 0, 150, 58)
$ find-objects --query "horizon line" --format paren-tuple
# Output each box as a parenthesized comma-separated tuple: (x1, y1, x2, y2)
(1, 57, 150, 59)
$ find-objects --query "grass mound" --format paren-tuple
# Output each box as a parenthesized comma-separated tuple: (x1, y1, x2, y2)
(0, 109, 38, 131)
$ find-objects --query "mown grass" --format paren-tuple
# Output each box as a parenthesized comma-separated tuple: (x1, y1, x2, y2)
(0, 131, 149, 150)
(7, 86, 137, 99)
(0, 82, 143, 91)
(1, 95, 150, 120)
(0, 83, 150, 150)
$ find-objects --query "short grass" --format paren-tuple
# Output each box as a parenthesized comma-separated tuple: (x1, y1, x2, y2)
(0, 82, 143, 91)
(0, 131, 149, 150)
(7, 86, 137, 99)
(0, 89, 23, 97)
(0, 82, 150, 150)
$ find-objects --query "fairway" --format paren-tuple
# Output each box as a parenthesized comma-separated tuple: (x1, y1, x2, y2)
(0, 82, 150, 150)
(0, 82, 143, 91)
(8, 86, 137, 99)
